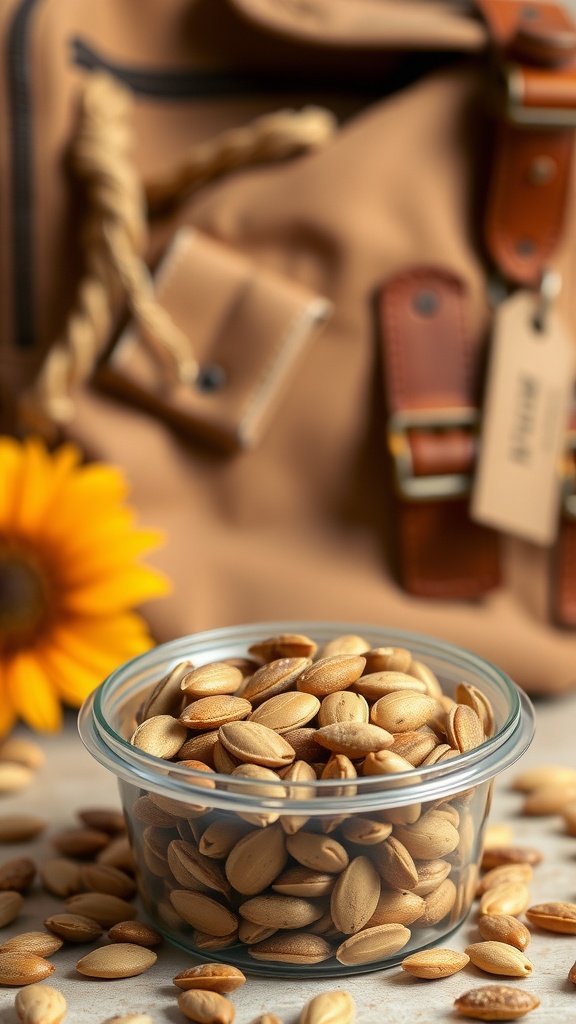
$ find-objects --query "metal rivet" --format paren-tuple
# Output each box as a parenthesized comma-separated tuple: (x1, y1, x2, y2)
(516, 239, 536, 257)
(527, 155, 557, 185)
(195, 364, 227, 392)
(412, 290, 439, 317)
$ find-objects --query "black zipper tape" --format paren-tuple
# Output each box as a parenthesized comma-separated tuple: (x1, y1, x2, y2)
(71, 37, 387, 100)
(8, 0, 41, 350)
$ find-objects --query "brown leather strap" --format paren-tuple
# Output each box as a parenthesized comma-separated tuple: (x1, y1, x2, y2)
(477, 1, 576, 626)
(379, 268, 500, 599)
(552, 410, 576, 625)
(476, 0, 576, 51)
(476, 0, 576, 286)
(553, 519, 576, 626)
(486, 123, 574, 286)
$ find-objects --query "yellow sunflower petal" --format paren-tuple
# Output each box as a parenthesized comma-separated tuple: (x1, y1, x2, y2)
(57, 529, 165, 588)
(67, 611, 153, 645)
(40, 464, 130, 542)
(62, 564, 171, 615)
(17, 439, 82, 534)
(5, 652, 63, 732)
(45, 511, 136, 557)
(0, 436, 23, 526)
(37, 644, 109, 707)
(49, 616, 154, 676)
(0, 439, 170, 733)
(0, 665, 17, 737)
(13, 436, 53, 534)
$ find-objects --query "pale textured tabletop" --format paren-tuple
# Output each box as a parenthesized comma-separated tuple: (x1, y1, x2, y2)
(0, 691, 575, 1024)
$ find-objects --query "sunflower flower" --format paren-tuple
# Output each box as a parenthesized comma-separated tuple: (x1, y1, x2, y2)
(0, 435, 170, 735)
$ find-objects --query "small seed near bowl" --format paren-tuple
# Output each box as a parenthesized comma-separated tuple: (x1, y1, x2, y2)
(401, 948, 470, 978)
(476, 863, 533, 896)
(0, 763, 34, 793)
(479, 882, 531, 918)
(521, 782, 576, 816)
(172, 963, 246, 992)
(177, 989, 235, 1024)
(480, 847, 543, 871)
(464, 941, 533, 977)
(0, 950, 54, 986)
(0, 857, 36, 893)
(75, 943, 157, 978)
(248, 931, 333, 965)
(78, 863, 136, 899)
(454, 984, 540, 1020)
(77, 807, 126, 835)
(39, 858, 83, 898)
(299, 991, 355, 1024)
(44, 912, 104, 943)
(525, 901, 576, 934)
(64, 892, 137, 927)
(0, 815, 47, 843)
(482, 823, 514, 849)
(0, 932, 64, 957)
(107, 920, 163, 947)
(0, 890, 24, 927)
(477, 915, 531, 951)
(512, 764, 576, 792)
(14, 984, 66, 1024)
(336, 923, 411, 965)
(0, 737, 45, 770)
(51, 828, 110, 859)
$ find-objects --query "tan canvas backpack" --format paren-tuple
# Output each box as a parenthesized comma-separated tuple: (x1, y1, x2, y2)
(2, 0, 576, 693)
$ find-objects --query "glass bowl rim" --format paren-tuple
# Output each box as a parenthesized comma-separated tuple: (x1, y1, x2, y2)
(78, 620, 535, 814)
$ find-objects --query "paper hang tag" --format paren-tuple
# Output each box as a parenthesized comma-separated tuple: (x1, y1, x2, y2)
(471, 288, 575, 546)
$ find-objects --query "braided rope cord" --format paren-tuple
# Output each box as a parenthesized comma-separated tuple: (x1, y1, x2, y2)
(19, 71, 336, 434)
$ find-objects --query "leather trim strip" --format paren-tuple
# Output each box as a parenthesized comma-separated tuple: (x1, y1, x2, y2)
(379, 267, 501, 600)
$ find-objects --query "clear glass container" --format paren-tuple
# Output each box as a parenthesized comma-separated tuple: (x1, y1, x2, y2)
(78, 621, 535, 978)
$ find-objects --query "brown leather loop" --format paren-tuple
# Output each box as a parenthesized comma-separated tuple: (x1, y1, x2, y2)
(511, 25, 576, 67)
(410, 430, 477, 478)
(476, 0, 576, 53)
(379, 267, 500, 600)
(485, 124, 574, 286)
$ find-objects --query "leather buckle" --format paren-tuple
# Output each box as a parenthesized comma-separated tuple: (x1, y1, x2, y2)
(505, 63, 576, 126)
(387, 407, 479, 501)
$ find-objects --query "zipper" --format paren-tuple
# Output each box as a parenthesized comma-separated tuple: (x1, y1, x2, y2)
(71, 38, 389, 100)
(8, 0, 41, 350)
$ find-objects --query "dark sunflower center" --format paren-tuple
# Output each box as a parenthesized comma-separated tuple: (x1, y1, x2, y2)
(0, 543, 53, 654)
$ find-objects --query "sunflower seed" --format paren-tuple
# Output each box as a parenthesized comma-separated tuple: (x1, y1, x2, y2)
(454, 984, 540, 1020)
(299, 990, 355, 1024)
(14, 983, 66, 1024)
(0, 951, 54, 985)
(172, 963, 246, 992)
(465, 941, 533, 977)
(75, 943, 157, 978)
(401, 948, 469, 978)
(177, 989, 235, 1023)
(336, 923, 411, 965)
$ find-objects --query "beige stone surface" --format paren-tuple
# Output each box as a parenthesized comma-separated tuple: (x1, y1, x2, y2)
(0, 692, 574, 1022)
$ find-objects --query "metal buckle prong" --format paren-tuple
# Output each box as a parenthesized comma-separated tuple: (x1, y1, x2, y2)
(505, 64, 576, 127)
(387, 407, 479, 501)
